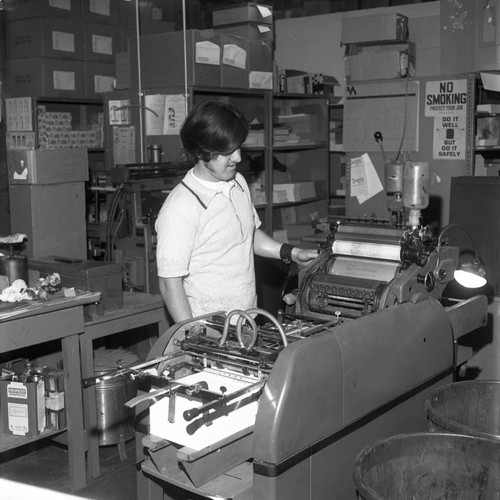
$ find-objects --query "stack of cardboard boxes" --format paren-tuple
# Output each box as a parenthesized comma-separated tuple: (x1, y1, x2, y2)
(134, 2, 274, 92)
(342, 13, 415, 83)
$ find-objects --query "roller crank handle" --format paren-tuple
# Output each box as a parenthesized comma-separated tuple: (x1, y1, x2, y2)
(81, 377, 98, 388)
(183, 382, 265, 422)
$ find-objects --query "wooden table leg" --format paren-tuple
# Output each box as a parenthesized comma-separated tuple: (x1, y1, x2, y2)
(79, 333, 101, 479)
(62, 333, 88, 490)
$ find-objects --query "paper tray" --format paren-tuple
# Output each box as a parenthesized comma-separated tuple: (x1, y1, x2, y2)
(149, 370, 260, 451)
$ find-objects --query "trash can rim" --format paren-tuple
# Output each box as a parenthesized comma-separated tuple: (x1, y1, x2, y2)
(352, 432, 500, 500)
(424, 380, 500, 441)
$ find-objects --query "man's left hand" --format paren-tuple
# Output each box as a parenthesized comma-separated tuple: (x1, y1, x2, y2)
(292, 248, 319, 264)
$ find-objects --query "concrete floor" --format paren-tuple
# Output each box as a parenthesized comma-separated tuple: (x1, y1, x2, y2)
(0, 439, 136, 500)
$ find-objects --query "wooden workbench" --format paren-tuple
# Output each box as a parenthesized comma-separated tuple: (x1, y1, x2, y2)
(0, 291, 101, 491)
(80, 291, 169, 479)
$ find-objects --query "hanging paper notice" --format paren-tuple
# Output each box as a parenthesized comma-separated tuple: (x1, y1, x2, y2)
(350, 153, 384, 204)
(144, 94, 167, 135)
(425, 80, 468, 160)
(163, 95, 186, 135)
(108, 100, 131, 125)
(144, 94, 187, 136)
(112, 126, 136, 165)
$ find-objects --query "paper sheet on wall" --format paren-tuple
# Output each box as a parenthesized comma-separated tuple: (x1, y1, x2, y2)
(144, 94, 187, 136)
(350, 153, 383, 204)
(144, 95, 167, 135)
(112, 126, 136, 165)
(163, 95, 187, 135)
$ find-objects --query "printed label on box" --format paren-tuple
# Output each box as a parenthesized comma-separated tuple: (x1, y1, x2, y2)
(92, 34, 113, 55)
(52, 31, 75, 53)
(53, 70, 76, 91)
(94, 75, 115, 94)
(90, 0, 110, 16)
(6, 97, 33, 132)
(249, 71, 273, 89)
(223, 44, 246, 69)
(195, 41, 220, 65)
(50, 0, 71, 10)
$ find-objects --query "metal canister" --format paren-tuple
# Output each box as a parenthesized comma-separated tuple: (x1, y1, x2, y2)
(402, 161, 430, 210)
(94, 349, 139, 446)
(0, 254, 29, 285)
(148, 144, 162, 163)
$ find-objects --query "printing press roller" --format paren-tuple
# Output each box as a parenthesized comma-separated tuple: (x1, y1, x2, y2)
(297, 220, 459, 320)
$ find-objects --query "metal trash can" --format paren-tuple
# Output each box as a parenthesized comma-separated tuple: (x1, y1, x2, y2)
(425, 380, 500, 441)
(353, 432, 500, 499)
(94, 348, 139, 446)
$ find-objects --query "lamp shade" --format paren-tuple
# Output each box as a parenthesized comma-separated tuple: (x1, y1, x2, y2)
(454, 260, 487, 289)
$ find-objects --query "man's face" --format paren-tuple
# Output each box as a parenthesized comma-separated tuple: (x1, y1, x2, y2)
(203, 148, 241, 182)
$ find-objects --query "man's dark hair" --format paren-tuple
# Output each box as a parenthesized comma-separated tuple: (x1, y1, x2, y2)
(180, 100, 249, 164)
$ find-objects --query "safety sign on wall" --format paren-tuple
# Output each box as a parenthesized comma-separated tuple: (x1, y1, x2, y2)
(425, 79, 467, 160)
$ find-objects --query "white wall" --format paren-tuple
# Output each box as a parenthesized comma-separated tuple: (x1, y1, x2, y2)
(275, 1, 440, 98)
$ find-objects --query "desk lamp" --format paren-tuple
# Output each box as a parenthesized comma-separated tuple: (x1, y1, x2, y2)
(437, 223, 487, 288)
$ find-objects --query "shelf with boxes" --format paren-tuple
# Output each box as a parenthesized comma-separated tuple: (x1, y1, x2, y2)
(472, 73, 500, 176)
(341, 12, 414, 84)
(271, 92, 330, 243)
(329, 103, 346, 216)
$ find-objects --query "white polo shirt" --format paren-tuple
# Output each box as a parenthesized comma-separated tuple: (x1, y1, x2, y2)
(155, 169, 262, 317)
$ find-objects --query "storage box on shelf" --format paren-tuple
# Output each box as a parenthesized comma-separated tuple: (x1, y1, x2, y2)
(140, 30, 222, 89)
(214, 22, 274, 43)
(81, 0, 121, 26)
(6, 96, 104, 151)
(212, 2, 273, 26)
(83, 61, 116, 100)
(9, 181, 88, 259)
(82, 23, 123, 63)
(341, 12, 409, 45)
(4, 0, 82, 20)
(344, 42, 415, 82)
(6, 58, 85, 99)
(5, 18, 85, 60)
(247, 39, 273, 90)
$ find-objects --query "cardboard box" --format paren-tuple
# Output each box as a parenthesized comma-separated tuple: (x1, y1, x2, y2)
(214, 22, 274, 42)
(4, 0, 81, 21)
(341, 13, 408, 45)
(273, 182, 316, 203)
(220, 34, 248, 89)
(213, 3, 273, 26)
(83, 23, 123, 62)
(29, 258, 123, 314)
(83, 61, 116, 100)
(6, 58, 84, 98)
(6, 18, 84, 60)
(247, 39, 273, 90)
(9, 182, 87, 259)
(140, 30, 222, 88)
(345, 43, 415, 82)
(7, 148, 89, 185)
(120, 0, 180, 32)
(1, 376, 45, 437)
(81, 0, 120, 26)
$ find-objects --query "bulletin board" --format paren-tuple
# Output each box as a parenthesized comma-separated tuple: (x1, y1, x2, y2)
(343, 80, 419, 152)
